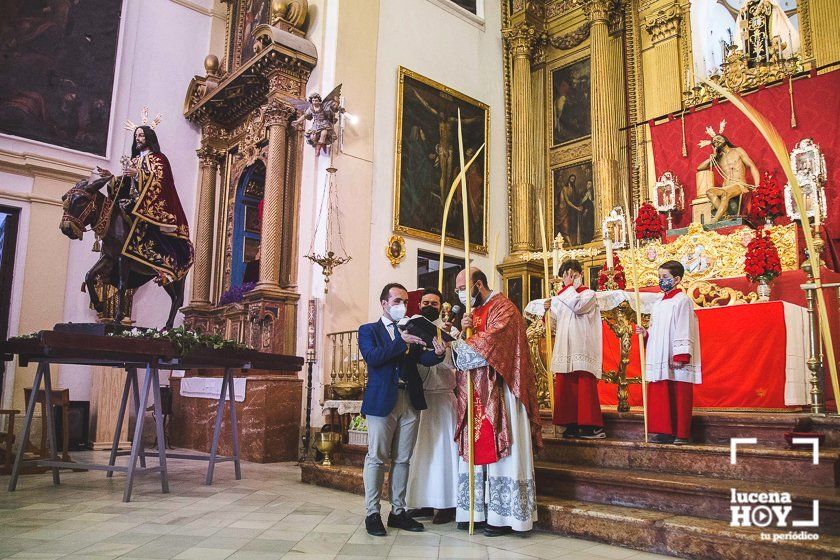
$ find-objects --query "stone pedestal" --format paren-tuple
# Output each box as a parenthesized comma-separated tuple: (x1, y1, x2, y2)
(89, 366, 129, 450)
(170, 372, 302, 462)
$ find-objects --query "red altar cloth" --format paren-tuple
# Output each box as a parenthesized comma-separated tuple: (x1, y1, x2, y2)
(648, 69, 840, 246)
(599, 269, 840, 411)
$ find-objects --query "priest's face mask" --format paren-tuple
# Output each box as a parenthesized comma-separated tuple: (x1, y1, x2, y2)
(419, 293, 442, 321)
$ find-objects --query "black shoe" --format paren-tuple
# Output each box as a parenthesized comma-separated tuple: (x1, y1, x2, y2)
(673, 437, 691, 445)
(457, 521, 487, 531)
(365, 513, 386, 536)
(483, 524, 513, 537)
(432, 508, 456, 524)
(578, 426, 606, 439)
(649, 433, 675, 444)
(562, 424, 579, 439)
(388, 511, 425, 532)
(407, 507, 434, 518)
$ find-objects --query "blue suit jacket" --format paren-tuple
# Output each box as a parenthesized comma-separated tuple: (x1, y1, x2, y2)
(358, 319, 444, 417)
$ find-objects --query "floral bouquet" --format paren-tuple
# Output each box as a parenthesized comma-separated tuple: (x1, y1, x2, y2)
(218, 282, 256, 305)
(749, 171, 784, 224)
(744, 227, 782, 284)
(635, 201, 665, 241)
(598, 254, 627, 291)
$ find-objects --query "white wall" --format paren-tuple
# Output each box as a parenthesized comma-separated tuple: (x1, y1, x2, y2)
(0, 0, 217, 402)
(367, 0, 508, 320)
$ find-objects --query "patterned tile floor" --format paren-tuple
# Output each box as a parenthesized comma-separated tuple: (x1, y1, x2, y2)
(0, 451, 675, 559)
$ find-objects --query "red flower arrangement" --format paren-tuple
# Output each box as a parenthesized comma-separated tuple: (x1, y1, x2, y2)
(598, 254, 627, 291)
(635, 201, 665, 241)
(744, 227, 782, 283)
(749, 171, 785, 223)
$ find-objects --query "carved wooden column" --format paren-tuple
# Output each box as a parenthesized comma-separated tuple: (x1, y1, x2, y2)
(255, 97, 295, 295)
(503, 23, 537, 254)
(189, 145, 222, 306)
(586, 0, 624, 230)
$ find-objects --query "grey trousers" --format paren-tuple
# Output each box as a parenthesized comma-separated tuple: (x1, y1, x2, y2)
(363, 389, 419, 517)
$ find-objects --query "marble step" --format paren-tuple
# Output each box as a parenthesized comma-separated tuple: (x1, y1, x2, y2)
(299, 463, 840, 559)
(564, 410, 840, 449)
(536, 496, 840, 560)
(539, 437, 840, 487)
(534, 461, 840, 534)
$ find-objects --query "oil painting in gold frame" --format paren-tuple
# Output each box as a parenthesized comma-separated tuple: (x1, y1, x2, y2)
(393, 67, 489, 254)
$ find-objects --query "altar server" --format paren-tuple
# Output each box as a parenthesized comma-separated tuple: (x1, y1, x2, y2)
(637, 260, 702, 445)
(543, 259, 604, 439)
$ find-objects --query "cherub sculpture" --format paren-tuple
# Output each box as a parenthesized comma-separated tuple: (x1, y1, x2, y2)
(292, 84, 343, 156)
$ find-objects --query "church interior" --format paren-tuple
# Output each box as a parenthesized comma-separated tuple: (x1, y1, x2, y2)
(0, 0, 839, 558)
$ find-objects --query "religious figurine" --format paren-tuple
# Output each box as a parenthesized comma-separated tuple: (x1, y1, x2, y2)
(292, 84, 343, 156)
(653, 172, 684, 230)
(734, 0, 799, 64)
(696, 120, 760, 223)
(59, 110, 194, 328)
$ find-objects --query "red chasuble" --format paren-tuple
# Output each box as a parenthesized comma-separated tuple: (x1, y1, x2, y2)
(455, 293, 542, 464)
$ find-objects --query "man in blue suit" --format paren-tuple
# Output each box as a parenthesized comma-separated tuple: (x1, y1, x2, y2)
(359, 282, 446, 536)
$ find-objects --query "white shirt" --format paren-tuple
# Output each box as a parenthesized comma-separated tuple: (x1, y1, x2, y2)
(380, 315, 396, 341)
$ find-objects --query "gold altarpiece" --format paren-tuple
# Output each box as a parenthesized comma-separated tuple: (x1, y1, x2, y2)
(180, 2, 316, 354)
(497, 0, 840, 409)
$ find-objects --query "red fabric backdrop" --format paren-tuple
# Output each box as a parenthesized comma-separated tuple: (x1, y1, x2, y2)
(649, 70, 840, 240)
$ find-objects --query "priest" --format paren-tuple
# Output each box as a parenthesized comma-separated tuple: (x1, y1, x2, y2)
(450, 267, 542, 536)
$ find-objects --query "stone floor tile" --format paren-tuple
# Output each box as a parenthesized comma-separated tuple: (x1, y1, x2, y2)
(173, 547, 237, 560)
(387, 544, 438, 557)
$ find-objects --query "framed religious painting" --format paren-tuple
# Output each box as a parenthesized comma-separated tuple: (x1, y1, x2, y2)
(553, 161, 595, 247)
(551, 58, 591, 146)
(393, 67, 489, 253)
(228, 0, 270, 71)
(0, 0, 123, 156)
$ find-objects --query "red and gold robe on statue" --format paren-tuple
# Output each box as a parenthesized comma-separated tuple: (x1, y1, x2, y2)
(451, 292, 541, 531)
(112, 152, 194, 285)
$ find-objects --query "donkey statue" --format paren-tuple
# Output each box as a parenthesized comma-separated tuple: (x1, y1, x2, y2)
(59, 176, 187, 328)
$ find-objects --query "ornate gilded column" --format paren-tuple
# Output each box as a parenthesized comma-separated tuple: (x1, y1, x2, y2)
(189, 144, 222, 306)
(641, 2, 684, 119)
(503, 23, 537, 254)
(255, 97, 295, 295)
(810, 0, 840, 66)
(587, 0, 622, 228)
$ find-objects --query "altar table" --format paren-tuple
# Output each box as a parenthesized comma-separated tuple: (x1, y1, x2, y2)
(0, 329, 303, 501)
(527, 295, 811, 411)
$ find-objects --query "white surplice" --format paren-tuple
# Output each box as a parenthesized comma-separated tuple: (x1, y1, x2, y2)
(454, 383, 537, 532)
(645, 291, 702, 384)
(406, 320, 459, 509)
(547, 285, 602, 378)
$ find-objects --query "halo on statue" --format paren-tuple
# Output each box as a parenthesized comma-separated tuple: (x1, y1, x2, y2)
(123, 106, 163, 132)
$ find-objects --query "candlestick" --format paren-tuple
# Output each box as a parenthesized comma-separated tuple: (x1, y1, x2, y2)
(605, 238, 614, 269)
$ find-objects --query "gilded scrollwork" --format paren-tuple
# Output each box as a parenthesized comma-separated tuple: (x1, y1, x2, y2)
(548, 24, 590, 50)
(549, 138, 592, 166)
(617, 223, 798, 288)
(684, 280, 758, 307)
(503, 23, 537, 58)
(643, 2, 680, 44)
(547, 0, 583, 20)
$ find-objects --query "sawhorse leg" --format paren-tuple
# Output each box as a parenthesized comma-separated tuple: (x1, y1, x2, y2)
(150, 368, 169, 494)
(205, 368, 229, 485)
(123, 364, 152, 502)
(227, 369, 241, 480)
(8, 362, 45, 491)
(41, 366, 60, 485)
(107, 370, 132, 478)
(130, 370, 146, 469)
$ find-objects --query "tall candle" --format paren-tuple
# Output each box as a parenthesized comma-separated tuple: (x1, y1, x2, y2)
(605, 238, 614, 269)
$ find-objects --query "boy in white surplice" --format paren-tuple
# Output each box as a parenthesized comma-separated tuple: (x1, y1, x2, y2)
(636, 260, 702, 445)
(543, 259, 605, 439)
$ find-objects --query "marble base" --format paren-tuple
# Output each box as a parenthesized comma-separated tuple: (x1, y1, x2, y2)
(170, 372, 302, 463)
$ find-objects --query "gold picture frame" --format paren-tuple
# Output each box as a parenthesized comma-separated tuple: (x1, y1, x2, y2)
(393, 67, 489, 254)
(386, 234, 406, 268)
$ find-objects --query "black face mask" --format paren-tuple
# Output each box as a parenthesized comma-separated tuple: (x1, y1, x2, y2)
(419, 306, 440, 322)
